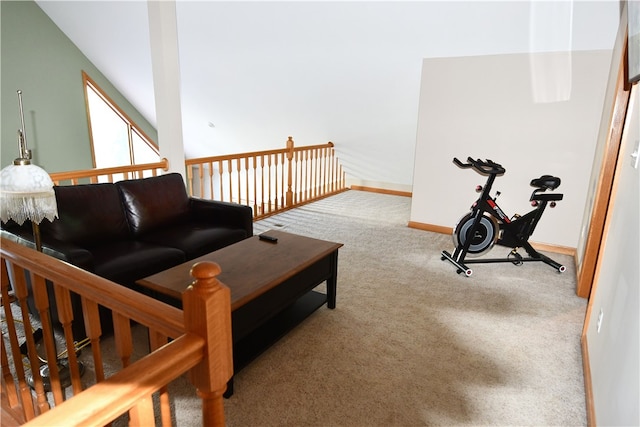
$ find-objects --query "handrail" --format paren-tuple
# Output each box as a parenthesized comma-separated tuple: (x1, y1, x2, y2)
(49, 158, 169, 185)
(1, 238, 232, 425)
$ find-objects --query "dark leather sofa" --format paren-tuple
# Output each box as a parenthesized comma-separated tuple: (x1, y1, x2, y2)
(1, 173, 253, 337)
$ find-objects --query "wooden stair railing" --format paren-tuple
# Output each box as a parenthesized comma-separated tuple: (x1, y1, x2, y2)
(185, 136, 347, 219)
(1, 238, 232, 426)
(48, 137, 347, 220)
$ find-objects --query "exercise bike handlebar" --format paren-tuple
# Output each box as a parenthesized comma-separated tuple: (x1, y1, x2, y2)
(453, 157, 506, 176)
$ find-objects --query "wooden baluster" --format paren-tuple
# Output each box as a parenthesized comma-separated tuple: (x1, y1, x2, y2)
(299, 150, 305, 203)
(1, 261, 36, 421)
(329, 147, 336, 193)
(302, 150, 308, 202)
(275, 153, 281, 210)
(52, 285, 83, 393)
(323, 147, 329, 195)
(327, 147, 332, 194)
(149, 330, 172, 426)
(280, 152, 286, 208)
(236, 158, 242, 205)
(30, 273, 65, 405)
(227, 159, 233, 203)
(315, 148, 320, 198)
(260, 155, 265, 215)
(295, 151, 301, 204)
(294, 153, 298, 205)
(310, 149, 315, 200)
(318, 148, 322, 196)
(207, 161, 214, 199)
(283, 152, 287, 206)
(308, 149, 313, 199)
(183, 261, 233, 427)
(112, 312, 133, 368)
(267, 154, 273, 213)
(1, 277, 18, 411)
(252, 156, 258, 217)
(218, 160, 224, 202)
(186, 164, 194, 196)
(128, 397, 156, 426)
(81, 298, 104, 382)
(286, 136, 294, 207)
(1, 336, 21, 418)
(310, 148, 314, 198)
(245, 157, 250, 208)
(10, 266, 49, 414)
(198, 162, 205, 198)
(318, 147, 324, 196)
(316, 148, 324, 197)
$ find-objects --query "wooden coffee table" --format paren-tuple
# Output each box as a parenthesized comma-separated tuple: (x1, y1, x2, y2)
(137, 230, 342, 394)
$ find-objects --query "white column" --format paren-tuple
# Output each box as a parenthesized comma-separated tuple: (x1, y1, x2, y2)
(147, 0, 186, 178)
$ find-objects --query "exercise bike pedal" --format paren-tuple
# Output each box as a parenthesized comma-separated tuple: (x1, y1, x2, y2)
(508, 249, 524, 266)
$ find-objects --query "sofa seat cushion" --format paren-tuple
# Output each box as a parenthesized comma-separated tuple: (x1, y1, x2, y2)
(90, 241, 186, 287)
(139, 223, 248, 259)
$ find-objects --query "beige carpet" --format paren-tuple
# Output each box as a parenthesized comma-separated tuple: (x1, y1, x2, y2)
(166, 189, 587, 426)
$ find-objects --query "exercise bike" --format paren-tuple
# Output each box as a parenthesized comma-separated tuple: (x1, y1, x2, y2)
(441, 157, 566, 277)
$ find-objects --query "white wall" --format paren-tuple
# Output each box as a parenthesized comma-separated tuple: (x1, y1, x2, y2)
(410, 50, 612, 248)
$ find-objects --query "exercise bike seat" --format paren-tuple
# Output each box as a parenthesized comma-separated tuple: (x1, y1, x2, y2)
(530, 175, 561, 190)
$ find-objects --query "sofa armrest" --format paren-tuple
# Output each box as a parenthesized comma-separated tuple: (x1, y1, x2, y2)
(189, 198, 253, 237)
(41, 239, 94, 271)
(1, 225, 94, 271)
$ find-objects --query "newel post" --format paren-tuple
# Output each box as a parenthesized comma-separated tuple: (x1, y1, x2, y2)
(286, 136, 294, 206)
(183, 261, 233, 427)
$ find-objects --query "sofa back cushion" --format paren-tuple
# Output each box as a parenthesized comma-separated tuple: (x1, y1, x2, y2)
(41, 183, 130, 245)
(116, 173, 190, 236)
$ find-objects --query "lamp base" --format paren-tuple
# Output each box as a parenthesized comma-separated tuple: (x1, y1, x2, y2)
(26, 358, 85, 392)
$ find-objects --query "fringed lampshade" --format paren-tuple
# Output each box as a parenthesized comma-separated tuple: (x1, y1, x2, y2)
(0, 162, 58, 225)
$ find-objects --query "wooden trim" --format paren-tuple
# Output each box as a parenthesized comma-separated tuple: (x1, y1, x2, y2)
(407, 221, 451, 234)
(350, 186, 412, 198)
(581, 331, 596, 426)
(530, 242, 576, 257)
(82, 71, 159, 166)
(579, 83, 638, 427)
(575, 37, 631, 298)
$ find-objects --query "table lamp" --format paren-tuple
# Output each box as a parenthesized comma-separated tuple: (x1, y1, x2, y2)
(0, 90, 83, 391)
(0, 90, 58, 247)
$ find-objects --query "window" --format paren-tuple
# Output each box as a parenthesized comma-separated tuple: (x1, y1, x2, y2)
(83, 71, 159, 168)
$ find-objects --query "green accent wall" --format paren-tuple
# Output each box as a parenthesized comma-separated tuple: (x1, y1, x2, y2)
(1, 0, 157, 173)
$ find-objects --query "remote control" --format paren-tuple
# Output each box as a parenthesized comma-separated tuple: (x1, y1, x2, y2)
(259, 234, 278, 243)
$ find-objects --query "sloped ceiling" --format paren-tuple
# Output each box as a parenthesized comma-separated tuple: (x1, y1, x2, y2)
(35, 1, 619, 188)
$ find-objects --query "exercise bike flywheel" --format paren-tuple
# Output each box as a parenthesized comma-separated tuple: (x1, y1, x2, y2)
(452, 212, 499, 257)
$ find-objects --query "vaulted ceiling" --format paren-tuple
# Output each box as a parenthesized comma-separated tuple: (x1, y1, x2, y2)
(35, 1, 620, 188)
